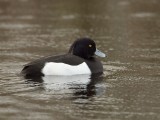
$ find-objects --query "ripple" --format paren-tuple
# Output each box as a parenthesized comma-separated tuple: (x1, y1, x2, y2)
(130, 12, 157, 18)
(61, 15, 76, 20)
(103, 62, 127, 77)
(0, 23, 39, 29)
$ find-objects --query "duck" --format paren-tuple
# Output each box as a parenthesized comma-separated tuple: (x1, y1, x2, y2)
(21, 38, 106, 77)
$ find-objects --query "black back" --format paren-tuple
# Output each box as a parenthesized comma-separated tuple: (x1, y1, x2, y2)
(21, 54, 103, 77)
(21, 38, 103, 77)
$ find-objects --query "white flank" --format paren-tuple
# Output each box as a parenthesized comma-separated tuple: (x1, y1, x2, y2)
(42, 62, 91, 76)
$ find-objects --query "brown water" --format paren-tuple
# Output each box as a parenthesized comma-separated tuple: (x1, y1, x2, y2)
(0, 0, 160, 120)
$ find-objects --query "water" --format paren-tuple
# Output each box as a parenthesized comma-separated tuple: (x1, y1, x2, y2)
(0, 0, 160, 120)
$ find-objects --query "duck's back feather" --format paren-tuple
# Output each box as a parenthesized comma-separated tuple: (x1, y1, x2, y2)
(21, 54, 103, 77)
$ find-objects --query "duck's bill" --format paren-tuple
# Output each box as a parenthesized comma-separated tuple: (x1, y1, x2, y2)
(95, 49, 106, 57)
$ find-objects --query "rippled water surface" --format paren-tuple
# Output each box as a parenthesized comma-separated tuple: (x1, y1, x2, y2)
(0, 0, 160, 120)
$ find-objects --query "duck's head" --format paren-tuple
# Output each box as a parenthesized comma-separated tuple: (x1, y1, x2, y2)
(68, 38, 106, 59)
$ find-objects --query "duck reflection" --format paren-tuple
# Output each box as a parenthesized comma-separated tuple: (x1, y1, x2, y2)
(24, 74, 104, 98)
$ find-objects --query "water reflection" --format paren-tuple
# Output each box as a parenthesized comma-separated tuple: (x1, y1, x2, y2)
(24, 74, 105, 99)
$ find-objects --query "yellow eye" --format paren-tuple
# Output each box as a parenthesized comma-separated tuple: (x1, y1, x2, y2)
(89, 44, 92, 47)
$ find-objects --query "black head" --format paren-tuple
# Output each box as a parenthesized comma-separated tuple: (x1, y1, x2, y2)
(68, 38, 96, 59)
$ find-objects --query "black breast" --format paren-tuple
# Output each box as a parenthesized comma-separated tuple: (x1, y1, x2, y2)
(84, 57, 103, 74)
